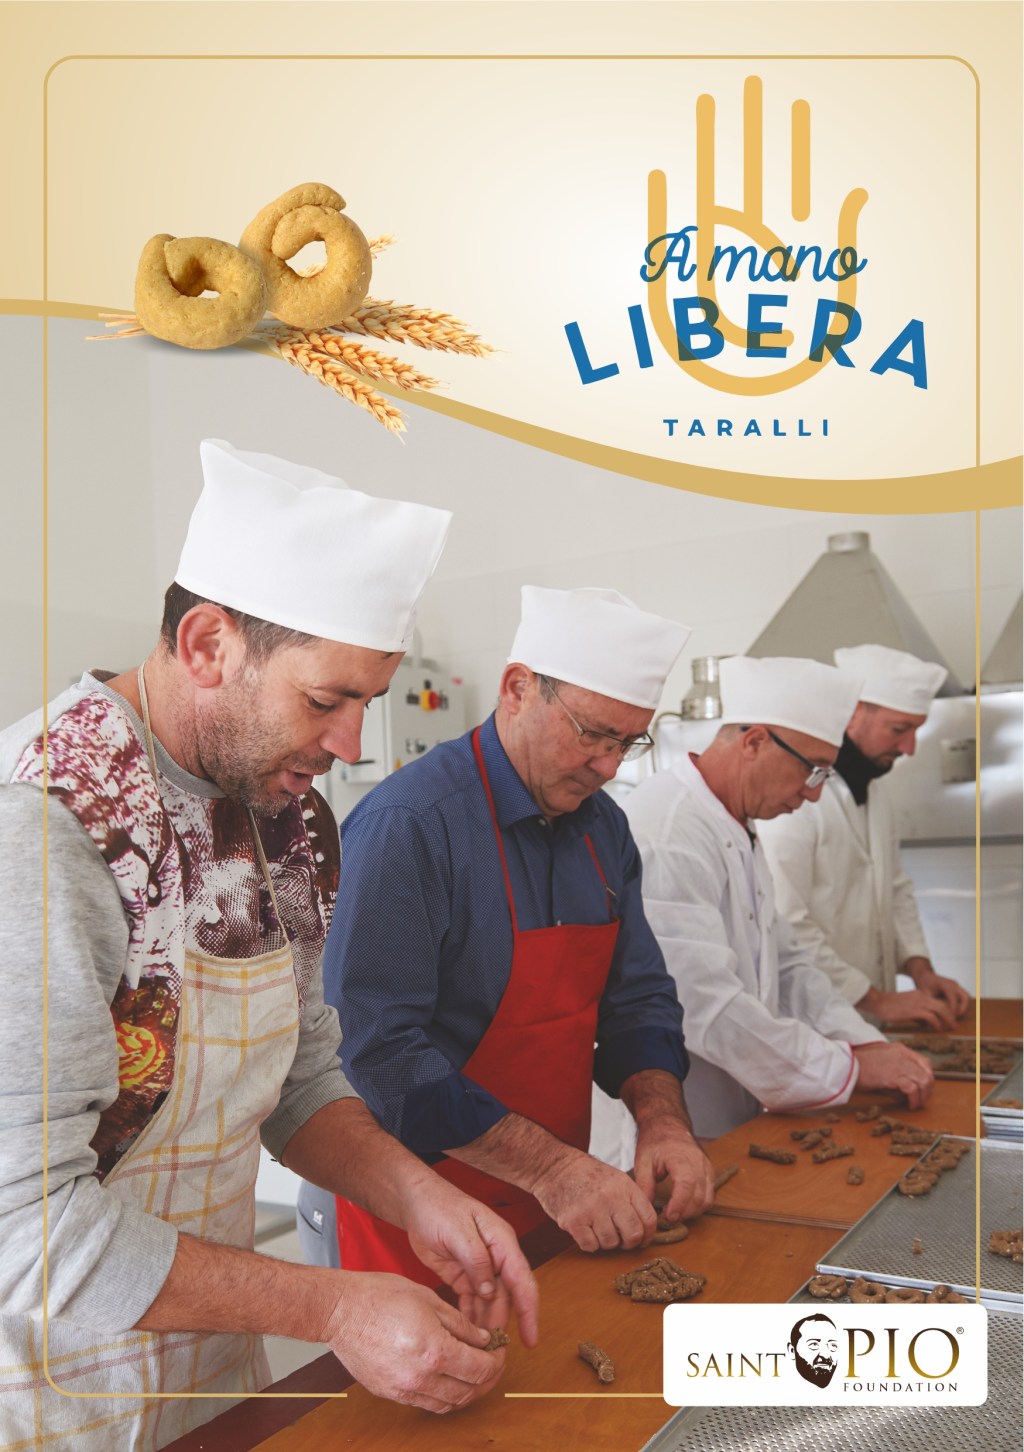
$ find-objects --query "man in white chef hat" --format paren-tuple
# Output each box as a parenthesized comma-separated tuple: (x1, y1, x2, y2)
(760, 644, 970, 1029)
(322, 586, 715, 1279)
(0, 440, 538, 1450)
(590, 655, 934, 1148)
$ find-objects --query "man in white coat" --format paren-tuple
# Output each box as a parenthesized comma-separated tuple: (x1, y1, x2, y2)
(760, 644, 970, 1030)
(590, 656, 934, 1149)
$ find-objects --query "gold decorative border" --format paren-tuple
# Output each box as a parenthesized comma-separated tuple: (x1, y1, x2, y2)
(33, 47, 1013, 1411)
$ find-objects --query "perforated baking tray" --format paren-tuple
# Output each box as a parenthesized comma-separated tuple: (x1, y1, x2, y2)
(817, 1139, 1022, 1306)
(885, 1035, 1022, 1082)
(640, 1312, 1022, 1452)
(982, 1063, 1023, 1142)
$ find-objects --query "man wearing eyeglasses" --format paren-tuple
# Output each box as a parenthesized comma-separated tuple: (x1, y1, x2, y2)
(592, 655, 933, 1147)
(320, 587, 715, 1276)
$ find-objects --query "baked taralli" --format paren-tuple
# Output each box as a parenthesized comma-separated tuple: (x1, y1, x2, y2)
(240, 183, 372, 330)
(134, 234, 267, 349)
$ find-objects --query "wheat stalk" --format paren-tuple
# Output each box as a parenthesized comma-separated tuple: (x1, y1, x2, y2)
(338, 299, 494, 356)
(280, 331, 439, 391)
(270, 335, 405, 434)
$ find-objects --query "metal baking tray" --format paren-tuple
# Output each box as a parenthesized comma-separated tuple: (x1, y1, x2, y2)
(886, 1035, 1022, 1082)
(982, 1063, 1023, 1142)
(639, 1311, 1022, 1452)
(817, 1138, 1022, 1306)
(788, 1279, 1014, 1316)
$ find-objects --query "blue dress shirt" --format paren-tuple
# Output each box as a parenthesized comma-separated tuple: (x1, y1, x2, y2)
(323, 713, 688, 1156)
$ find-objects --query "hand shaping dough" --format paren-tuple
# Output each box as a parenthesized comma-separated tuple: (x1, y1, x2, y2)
(135, 234, 267, 349)
(240, 183, 372, 329)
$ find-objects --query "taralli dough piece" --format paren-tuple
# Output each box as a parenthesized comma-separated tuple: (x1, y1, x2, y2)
(988, 1229, 1023, 1263)
(748, 1144, 796, 1165)
(240, 183, 372, 330)
(855, 1104, 881, 1122)
(812, 1143, 854, 1164)
(484, 1328, 510, 1350)
(847, 1165, 865, 1185)
(807, 1274, 848, 1300)
(849, 1277, 886, 1303)
(898, 1171, 939, 1197)
(578, 1342, 615, 1383)
(135, 234, 267, 349)
(927, 1285, 967, 1304)
(652, 1217, 689, 1245)
(713, 1164, 740, 1192)
(884, 1287, 926, 1304)
(614, 1258, 705, 1303)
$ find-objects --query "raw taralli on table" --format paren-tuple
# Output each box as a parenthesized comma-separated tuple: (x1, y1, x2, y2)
(614, 1258, 705, 1303)
(812, 1142, 854, 1163)
(847, 1165, 865, 1185)
(651, 1218, 689, 1245)
(578, 1341, 616, 1383)
(134, 234, 268, 349)
(748, 1143, 796, 1165)
(712, 1164, 740, 1192)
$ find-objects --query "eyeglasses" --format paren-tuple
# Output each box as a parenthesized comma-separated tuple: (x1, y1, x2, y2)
(765, 728, 835, 790)
(545, 682, 654, 762)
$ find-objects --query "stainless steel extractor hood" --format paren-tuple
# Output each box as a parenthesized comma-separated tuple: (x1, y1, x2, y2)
(981, 593, 1023, 690)
(746, 532, 964, 695)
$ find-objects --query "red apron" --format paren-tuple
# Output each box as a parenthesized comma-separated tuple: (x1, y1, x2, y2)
(335, 726, 620, 1281)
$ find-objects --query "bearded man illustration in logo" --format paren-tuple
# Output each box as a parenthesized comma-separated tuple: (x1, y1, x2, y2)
(788, 1314, 839, 1389)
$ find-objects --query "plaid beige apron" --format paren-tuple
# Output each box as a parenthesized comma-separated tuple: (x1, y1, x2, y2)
(0, 670, 302, 1451)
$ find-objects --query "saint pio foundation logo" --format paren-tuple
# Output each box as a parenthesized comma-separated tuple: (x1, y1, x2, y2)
(560, 65, 976, 449)
(663, 1303, 988, 1407)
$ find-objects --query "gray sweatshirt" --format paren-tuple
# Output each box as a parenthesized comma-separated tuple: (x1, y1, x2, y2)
(0, 673, 357, 1334)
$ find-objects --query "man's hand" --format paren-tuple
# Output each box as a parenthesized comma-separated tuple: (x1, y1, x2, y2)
(620, 1069, 713, 1222)
(321, 1271, 503, 1414)
(904, 957, 971, 1021)
(859, 985, 956, 1033)
(632, 1116, 715, 1223)
(529, 1142, 658, 1252)
(136, 1233, 505, 1416)
(852, 1041, 934, 1109)
(404, 1181, 539, 1348)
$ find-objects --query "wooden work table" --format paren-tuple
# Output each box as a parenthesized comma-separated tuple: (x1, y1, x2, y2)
(165, 998, 1022, 1451)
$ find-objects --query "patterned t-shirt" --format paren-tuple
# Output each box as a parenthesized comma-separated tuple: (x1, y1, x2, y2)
(11, 678, 340, 1178)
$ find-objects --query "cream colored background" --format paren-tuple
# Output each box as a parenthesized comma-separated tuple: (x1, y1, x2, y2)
(1, 1, 1021, 483)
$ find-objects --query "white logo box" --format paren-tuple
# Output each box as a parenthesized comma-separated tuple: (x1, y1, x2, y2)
(663, 1302, 987, 1406)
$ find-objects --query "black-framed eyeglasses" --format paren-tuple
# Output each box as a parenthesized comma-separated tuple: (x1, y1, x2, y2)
(544, 681, 654, 762)
(764, 728, 835, 790)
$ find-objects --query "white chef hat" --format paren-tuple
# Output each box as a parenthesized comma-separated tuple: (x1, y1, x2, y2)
(719, 656, 864, 747)
(174, 440, 452, 652)
(834, 644, 947, 715)
(507, 586, 691, 709)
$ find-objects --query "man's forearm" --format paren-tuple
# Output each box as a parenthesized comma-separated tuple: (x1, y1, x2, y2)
(136, 1231, 336, 1340)
(279, 1096, 439, 1229)
(620, 1068, 694, 1133)
(444, 1111, 577, 1194)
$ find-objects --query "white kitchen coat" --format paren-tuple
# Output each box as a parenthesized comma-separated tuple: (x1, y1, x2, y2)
(759, 772, 931, 1005)
(589, 754, 884, 1153)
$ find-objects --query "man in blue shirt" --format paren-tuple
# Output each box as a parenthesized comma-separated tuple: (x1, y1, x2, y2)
(322, 586, 715, 1278)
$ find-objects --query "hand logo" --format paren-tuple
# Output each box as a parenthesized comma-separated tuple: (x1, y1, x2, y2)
(646, 76, 868, 396)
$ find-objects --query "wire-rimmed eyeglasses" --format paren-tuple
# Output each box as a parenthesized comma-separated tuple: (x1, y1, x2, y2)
(543, 680, 654, 762)
(764, 727, 835, 790)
